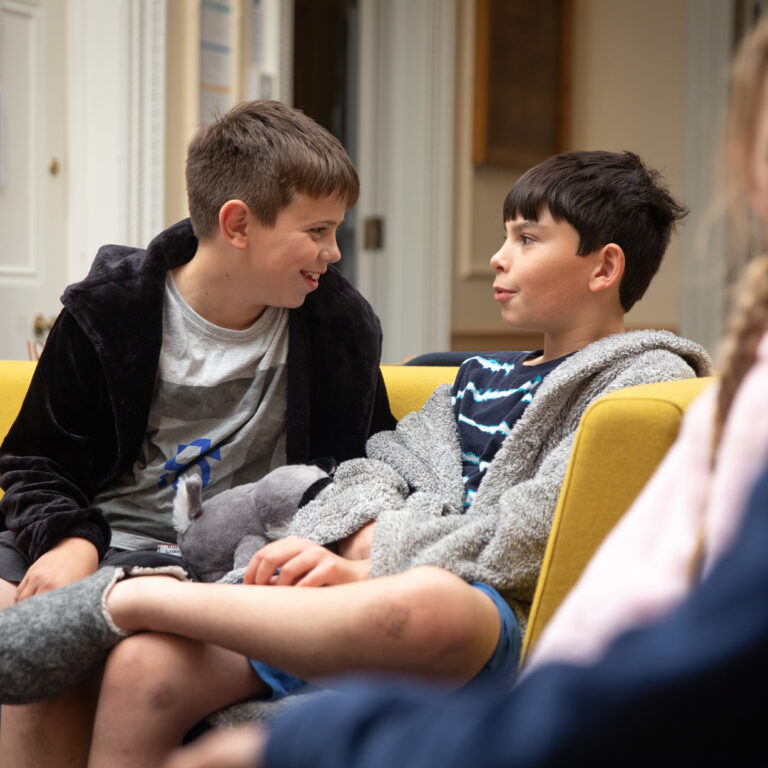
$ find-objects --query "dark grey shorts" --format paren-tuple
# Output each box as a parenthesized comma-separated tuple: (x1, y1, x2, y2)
(0, 530, 192, 584)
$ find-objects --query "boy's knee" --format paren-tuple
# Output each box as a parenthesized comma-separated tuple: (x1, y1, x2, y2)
(101, 634, 190, 712)
(405, 569, 500, 679)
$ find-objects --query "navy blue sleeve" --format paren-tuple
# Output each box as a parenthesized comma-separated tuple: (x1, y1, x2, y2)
(265, 465, 768, 767)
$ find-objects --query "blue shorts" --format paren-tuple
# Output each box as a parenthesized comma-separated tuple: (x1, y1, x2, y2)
(249, 581, 521, 701)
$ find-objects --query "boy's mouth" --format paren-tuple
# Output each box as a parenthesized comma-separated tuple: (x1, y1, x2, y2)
(302, 270, 322, 281)
(493, 286, 516, 301)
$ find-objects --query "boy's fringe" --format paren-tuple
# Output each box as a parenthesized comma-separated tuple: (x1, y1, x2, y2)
(714, 255, 768, 461)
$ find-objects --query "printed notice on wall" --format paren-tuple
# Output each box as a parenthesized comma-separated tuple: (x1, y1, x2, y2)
(0, 91, 4, 189)
(249, 0, 274, 100)
(200, 0, 233, 126)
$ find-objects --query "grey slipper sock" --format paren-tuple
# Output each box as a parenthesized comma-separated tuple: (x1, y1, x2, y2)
(0, 563, 188, 705)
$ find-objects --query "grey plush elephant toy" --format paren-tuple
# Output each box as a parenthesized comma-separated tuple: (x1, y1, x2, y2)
(172, 462, 334, 582)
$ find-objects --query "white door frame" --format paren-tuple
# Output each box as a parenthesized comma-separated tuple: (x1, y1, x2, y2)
(66, 0, 166, 284)
(356, 0, 455, 363)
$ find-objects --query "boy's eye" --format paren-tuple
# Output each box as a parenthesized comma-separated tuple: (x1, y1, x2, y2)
(521, 234, 534, 245)
(310, 227, 327, 235)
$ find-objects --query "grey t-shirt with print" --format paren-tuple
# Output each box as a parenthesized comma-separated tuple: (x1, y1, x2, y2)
(94, 275, 289, 550)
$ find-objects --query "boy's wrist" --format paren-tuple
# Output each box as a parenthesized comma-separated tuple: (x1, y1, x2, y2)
(50, 537, 100, 568)
(337, 521, 375, 560)
(352, 558, 371, 581)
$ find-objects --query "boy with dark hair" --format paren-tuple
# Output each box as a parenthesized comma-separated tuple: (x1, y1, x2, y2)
(502, 150, 681, 312)
(0, 99, 394, 767)
(0, 151, 711, 768)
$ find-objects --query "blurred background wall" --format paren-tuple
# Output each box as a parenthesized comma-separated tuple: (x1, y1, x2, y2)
(1, 0, 764, 361)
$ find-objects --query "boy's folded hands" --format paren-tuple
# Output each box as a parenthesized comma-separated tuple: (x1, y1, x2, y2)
(244, 535, 370, 587)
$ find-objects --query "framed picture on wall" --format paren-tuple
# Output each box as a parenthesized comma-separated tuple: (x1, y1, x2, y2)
(473, 0, 570, 170)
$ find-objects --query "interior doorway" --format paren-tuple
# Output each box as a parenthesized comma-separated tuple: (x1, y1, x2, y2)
(290, 0, 454, 363)
(292, 0, 360, 284)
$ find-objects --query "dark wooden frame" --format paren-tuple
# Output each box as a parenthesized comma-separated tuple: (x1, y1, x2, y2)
(473, 0, 571, 169)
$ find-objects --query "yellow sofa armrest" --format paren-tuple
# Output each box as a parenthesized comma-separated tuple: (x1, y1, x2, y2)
(521, 376, 716, 658)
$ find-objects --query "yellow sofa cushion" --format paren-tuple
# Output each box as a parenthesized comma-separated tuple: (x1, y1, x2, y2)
(0, 363, 460, 500)
(380, 365, 458, 421)
(0, 361, 36, 446)
(0, 363, 457, 441)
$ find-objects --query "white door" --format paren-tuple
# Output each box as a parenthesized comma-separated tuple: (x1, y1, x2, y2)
(355, 0, 454, 363)
(0, 0, 66, 360)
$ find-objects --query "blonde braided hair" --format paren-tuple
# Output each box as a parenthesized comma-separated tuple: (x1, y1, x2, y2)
(713, 256, 768, 462)
(713, 11, 768, 461)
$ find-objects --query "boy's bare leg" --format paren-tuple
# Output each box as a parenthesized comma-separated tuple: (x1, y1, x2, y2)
(1, 682, 101, 768)
(0, 578, 98, 768)
(89, 634, 268, 768)
(107, 566, 501, 683)
(88, 568, 498, 766)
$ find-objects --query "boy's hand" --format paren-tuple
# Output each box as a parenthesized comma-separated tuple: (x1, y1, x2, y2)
(161, 723, 268, 768)
(337, 520, 376, 560)
(244, 536, 370, 587)
(15, 537, 99, 602)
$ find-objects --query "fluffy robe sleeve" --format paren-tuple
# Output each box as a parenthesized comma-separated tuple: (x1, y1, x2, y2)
(0, 311, 115, 559)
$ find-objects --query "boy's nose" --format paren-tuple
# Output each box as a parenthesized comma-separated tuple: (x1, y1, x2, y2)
(490, 247, 507, 272)
(320, 240, 341, 263)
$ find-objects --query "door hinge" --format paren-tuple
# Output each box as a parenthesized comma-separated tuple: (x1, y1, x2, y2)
(363, 217, 384, 250)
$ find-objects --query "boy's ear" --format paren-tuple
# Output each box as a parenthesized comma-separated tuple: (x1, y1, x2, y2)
(219, 200, 251, 250)
(589, 243, 625, 294)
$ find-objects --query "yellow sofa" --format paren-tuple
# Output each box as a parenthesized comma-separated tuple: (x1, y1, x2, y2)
(0, 361, 36, 446)
(0, 360, 714, 655)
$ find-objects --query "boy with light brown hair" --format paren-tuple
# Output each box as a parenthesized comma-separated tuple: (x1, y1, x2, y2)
(0, 100, 394, 767)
